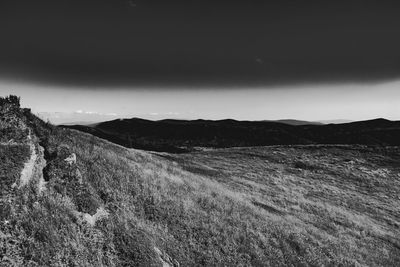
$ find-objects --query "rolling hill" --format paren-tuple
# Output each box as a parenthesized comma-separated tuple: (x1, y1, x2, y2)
(272, 119, 323, 126)
(1, 96, 400, 266)
(66, 117, 400, 153)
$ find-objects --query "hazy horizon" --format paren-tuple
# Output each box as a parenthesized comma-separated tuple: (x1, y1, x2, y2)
(1, 78, 399, 124)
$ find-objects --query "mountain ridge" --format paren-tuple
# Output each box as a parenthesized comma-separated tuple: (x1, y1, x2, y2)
(65, 117, 400, 153)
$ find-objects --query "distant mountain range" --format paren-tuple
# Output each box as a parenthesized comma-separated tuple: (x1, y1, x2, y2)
(64, 117, 400, 153)
(38, 111, 355, 126)
(269, 119, 324, 126)
(37, 112, 120, 125)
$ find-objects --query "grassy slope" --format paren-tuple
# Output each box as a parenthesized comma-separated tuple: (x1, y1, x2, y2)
(1, 100, 32, 233)
(2, 122, 400, 266)
(163, 145, 400, 266)
(0, 145, 30, 193)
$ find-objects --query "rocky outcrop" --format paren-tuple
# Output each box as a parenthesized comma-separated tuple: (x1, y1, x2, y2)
(12, 129, 47, 194)
(44, 144, 101, 215)
(17, 132, 37, 188)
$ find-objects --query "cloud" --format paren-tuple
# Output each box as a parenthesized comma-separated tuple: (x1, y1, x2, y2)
(0, 1, 400, 88)
(73, 110, 118, 116)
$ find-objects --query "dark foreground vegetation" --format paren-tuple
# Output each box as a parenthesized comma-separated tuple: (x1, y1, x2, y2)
(66, 117, 400, 153)
(2, 96, 400, 266)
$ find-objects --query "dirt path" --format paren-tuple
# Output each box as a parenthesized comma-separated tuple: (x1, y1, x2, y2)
(18, 131, 47, 191)
(19, 131, 37, 187)
(35, 145, 47, 193)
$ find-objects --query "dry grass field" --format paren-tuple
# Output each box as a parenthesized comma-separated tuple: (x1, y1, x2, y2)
(162, 145, 400, 265)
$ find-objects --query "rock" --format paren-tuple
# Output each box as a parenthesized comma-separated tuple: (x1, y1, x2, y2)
(64, 153, 76, 165)
(75, 168, 83, 184)
(154, 247, 178, 267)
(81, 206, 109, 226)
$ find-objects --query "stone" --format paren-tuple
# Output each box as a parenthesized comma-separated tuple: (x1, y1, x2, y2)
(64, 153, 77, 165)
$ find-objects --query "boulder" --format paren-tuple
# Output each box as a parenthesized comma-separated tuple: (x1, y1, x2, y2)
(64, 153, 77, 165)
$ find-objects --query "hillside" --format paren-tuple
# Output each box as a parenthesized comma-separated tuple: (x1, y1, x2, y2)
(1, 96, 400, 266)
(273, 119, 323, 126)
(65, 117, 400, 153)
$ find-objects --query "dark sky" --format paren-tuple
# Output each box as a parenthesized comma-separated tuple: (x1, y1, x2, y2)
(1, 0, 400, 87)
